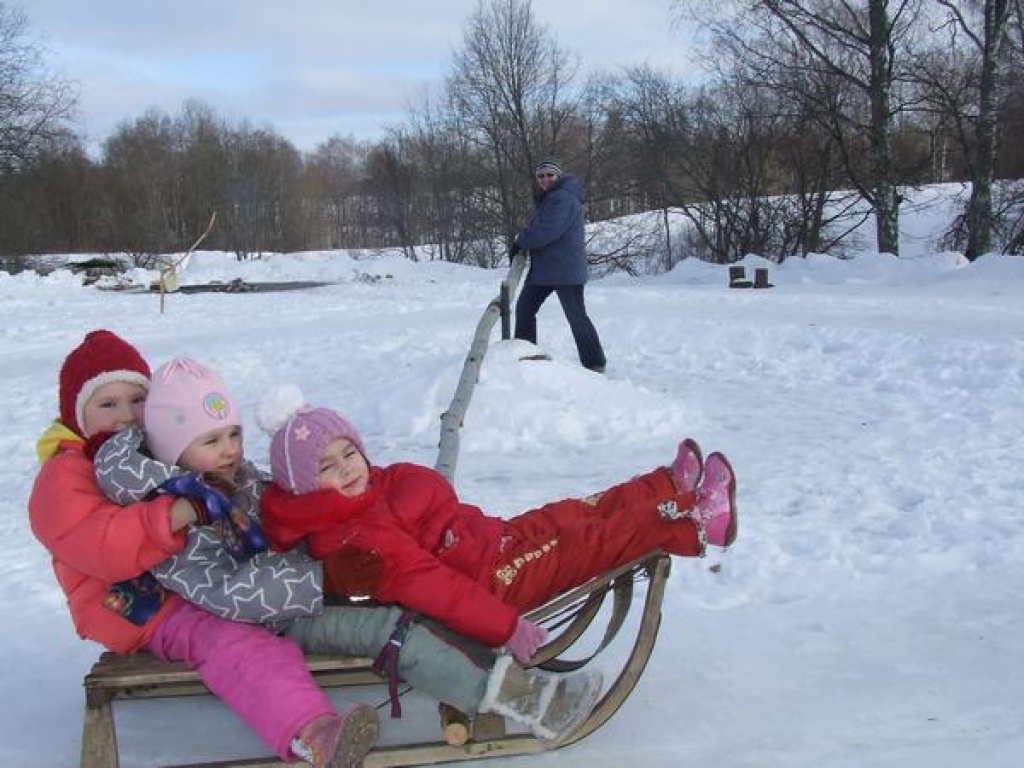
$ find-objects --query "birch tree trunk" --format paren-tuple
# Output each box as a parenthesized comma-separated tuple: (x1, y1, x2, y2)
(964, 0, 1012, 261)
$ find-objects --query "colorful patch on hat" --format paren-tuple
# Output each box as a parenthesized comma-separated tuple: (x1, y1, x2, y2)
(203, 392, 232, 420)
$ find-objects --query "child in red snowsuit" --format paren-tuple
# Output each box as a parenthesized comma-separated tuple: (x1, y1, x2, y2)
(258, 386, 737, 659)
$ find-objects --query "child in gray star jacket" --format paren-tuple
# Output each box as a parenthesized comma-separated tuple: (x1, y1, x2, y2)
(95, 356, 602, 742)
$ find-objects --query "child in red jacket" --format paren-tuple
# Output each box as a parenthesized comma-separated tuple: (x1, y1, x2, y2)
(258, 386, 737, 657)
(28, 331, 377, 768)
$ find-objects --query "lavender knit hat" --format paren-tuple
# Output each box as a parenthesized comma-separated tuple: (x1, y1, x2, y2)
(257, 385, 365, 494)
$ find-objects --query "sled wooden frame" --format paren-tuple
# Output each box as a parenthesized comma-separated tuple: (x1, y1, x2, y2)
(79, 550, 671, 768)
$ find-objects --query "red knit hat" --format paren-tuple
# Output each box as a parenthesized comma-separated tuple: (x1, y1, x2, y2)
(59, 330, 151, 437)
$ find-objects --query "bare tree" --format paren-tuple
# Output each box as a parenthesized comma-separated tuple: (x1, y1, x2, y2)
(927, 0, 1015, 259)
(303, 135, 368, 249)
(446, 0, 580, 243)
(699, 13, 873, 257)
(397, 103, 498, 265)
(223, 126, 304, 255)
(101, 109, 184, 255)
(0, 3, 77, 174)
(683, 0, 923, 256)
(0, 134, 100, 258)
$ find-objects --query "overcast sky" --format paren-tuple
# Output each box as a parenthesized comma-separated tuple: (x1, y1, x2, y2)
(23, 0, 700, 154)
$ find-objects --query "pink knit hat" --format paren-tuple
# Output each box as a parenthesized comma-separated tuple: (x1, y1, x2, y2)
(259, 385, 365, 494)
(144, 357, 241, 464)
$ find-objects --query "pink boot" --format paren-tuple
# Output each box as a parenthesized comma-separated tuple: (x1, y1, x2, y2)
(671, 438, 703, 493)
(691, 452, 737, 547)
(291, 705, 380, 768)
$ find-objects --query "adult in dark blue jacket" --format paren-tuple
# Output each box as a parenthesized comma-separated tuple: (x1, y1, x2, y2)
(511, 159, 607, 373)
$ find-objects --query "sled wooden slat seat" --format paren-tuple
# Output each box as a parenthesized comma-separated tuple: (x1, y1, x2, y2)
(80, 551, 671, 768)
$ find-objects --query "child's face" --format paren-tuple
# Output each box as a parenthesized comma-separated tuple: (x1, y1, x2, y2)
(81, 381, 147, 437)
(318, 437, 369, 497)
(178, 424, 243, 481)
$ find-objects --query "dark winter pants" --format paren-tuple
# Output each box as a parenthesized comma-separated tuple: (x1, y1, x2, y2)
(514, 283, 607, 371)
(490, 468, 702, 610)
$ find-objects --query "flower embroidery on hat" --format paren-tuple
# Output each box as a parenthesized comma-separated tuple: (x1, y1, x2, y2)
(203, 392, 232, 420)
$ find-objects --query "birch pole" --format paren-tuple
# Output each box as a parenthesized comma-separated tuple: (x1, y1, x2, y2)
(435, 253, 527, 484)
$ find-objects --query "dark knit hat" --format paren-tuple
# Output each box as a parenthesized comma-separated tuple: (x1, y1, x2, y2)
(59, 330, 151, 437)
(533, 157, 563, 177)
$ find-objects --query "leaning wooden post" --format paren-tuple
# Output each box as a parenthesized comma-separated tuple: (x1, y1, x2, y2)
(157, 212, 217, 314)
(435, 252, 527, 484)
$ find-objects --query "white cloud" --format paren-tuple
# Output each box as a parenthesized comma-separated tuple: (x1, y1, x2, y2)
(24, 0, 700, 152)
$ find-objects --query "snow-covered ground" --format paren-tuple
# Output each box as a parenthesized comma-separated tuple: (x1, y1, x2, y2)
(2, 184, 1023, 766)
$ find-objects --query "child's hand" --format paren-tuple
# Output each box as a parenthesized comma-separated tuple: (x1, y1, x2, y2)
(157, 474, 233, 525)
(505, 618, 549, 663)
(159, 474, 269, 560)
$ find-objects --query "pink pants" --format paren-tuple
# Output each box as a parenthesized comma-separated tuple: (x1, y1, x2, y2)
(145, 600, 334, 759)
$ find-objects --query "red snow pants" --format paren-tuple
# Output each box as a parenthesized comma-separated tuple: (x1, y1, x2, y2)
(489, 467, 702, 610)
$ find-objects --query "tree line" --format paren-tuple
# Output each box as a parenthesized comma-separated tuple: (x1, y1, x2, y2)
(2, 0, 1023, 273)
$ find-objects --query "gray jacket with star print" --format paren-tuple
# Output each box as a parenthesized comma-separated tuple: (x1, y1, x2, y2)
(94, 426, 323, 626)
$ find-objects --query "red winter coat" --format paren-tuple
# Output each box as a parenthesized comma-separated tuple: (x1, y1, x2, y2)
(261, 463, 519, 647)
(29, 423, 186, 653)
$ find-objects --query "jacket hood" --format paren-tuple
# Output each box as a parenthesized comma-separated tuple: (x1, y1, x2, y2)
(536, 172, 583, 204)
(36, 420, 82, 464)
(557, 173, 583, 200)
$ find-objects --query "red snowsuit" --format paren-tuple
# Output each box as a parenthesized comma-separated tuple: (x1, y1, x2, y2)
(261, 462, 702, 649)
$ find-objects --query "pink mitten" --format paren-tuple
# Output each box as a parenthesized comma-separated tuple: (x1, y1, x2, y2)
(505, 618, 549, 663)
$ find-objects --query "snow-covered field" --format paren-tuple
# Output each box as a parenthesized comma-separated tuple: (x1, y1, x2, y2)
(2, 184, 1023, 766)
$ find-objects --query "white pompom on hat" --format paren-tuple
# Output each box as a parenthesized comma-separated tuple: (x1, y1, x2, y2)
(255, 384, 306, 435)
(258, 385, 365, 495)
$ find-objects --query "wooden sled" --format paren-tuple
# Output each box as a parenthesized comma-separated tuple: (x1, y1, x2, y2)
(80, 551, 671, 768)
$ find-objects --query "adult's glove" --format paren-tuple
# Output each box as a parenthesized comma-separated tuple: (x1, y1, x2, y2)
(505, 617, 549, 663)
(508, 240, 522, 262)
(323, 546, 384, 597)
(157, 473, 233, 526)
